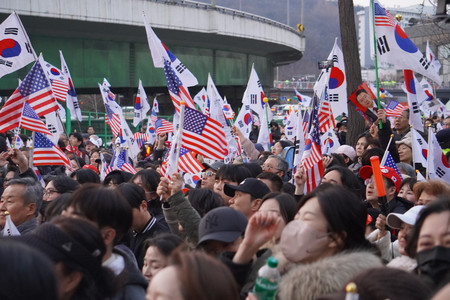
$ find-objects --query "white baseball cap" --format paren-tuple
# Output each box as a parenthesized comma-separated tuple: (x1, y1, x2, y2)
(386, 205, 426, 230)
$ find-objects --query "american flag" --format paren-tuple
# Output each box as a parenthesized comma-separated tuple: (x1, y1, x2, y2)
(133, 132, 150, 148)
(0, 60, 58, 133)
(160, 145, 203, 177)
(381, 151, 403, 180)
(177, 147, 203, 174)
(181, 107, 227, 160)
(163, 60, 196, 114)
(318, 89, 335, 133)
(20, 102, 52, 135)
(302, 110, 310, 139)
(105, 104, 121, 138)
(301, 96, 324, 193)
(33, 132, 71, 169)
(384, 100, 408, 117)
(114, 148, 137, 174)
(374, 2, 396, 27)
(155, 118, 174, 135)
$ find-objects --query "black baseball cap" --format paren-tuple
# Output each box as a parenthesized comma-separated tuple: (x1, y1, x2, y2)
(202, 161, 224, 172)
(198, 207, 247, 246)
(224, 178, 270, 199)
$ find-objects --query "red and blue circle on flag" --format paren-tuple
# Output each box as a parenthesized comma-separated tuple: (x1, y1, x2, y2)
(0, 39, 21, 58)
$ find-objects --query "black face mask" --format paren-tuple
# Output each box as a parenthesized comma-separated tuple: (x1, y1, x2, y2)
(416, 246, 450, 283)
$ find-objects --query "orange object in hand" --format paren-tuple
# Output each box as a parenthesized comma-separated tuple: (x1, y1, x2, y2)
(370, 156, 386, 197)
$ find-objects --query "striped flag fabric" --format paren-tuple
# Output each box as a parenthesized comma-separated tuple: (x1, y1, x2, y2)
(301, 96, 324, 193)
(373, 2, 397, 27)
(155, 118, 174, 135)
(160, 143, 203, 177)
(20, 102, 52, 135)
(384, 100, 408, 117)
(33, 132, 71, 170)
(163, 60, 196, 114)
(114, 148, 137, 174)
(381, 151, 403, 180)
(302, 110, 310, 139)
(133, 132, 150, 148)
(177, 147, 204, 174)
(0, 60, 58, 133)
(181, 107, 227, 160)
(318, 88, 335, 133)
(41, 57, 69, 102)
(105, 104, 121, 138)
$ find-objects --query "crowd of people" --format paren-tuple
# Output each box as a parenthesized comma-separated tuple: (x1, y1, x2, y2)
(0, 110, 450, 300)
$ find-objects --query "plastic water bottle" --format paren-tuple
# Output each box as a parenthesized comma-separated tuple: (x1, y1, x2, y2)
(253, 257, 280, 300)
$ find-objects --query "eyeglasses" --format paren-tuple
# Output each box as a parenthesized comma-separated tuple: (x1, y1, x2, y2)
(202, 171, 215, 178)
(262, 164, 281, 172)
(43, 189, 58, 195)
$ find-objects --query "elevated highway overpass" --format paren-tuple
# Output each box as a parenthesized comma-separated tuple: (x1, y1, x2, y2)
(0, 0, 304, 110)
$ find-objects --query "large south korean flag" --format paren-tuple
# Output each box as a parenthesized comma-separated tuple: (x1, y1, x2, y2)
(370, 0, 441, 85)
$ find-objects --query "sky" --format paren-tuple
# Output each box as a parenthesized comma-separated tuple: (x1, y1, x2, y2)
(353, 0, 431, 8)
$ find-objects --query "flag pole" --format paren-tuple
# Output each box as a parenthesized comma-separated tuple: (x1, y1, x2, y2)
(14, 12, 37, 61)
(426, 125, 432, 180)
(263, 97, 271, 152)
(174, 101, 185, 173)
(371, 0, 383, 129)
(410, 125, 417, 167)
(380, 134, 394, 165)
(29, 131, 35, 169)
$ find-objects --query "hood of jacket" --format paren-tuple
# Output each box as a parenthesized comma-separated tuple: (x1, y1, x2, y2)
(277, 249, 382, 300)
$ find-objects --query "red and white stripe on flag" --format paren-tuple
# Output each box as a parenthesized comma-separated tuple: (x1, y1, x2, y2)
(155, 119, 174, 135)
(105, 113, 121, 138)
(318, 100, 335, 133)
(0, 61, 58, 133)
(304, 161, 324, 194)
(178, 148, 203, 175)
(51, 79, 69, 102)
(20, 103, 52, 135)
(33, 132, 71, 170)
(121, 163, 137, 174)
(181, 107, 227, 160)
(134, 132, 150, 148)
